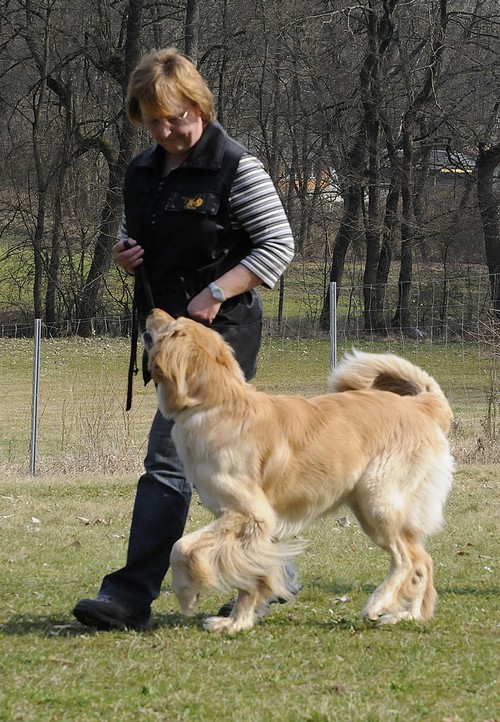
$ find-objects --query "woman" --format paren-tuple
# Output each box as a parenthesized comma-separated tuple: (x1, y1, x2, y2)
(73, 47, 298, 630)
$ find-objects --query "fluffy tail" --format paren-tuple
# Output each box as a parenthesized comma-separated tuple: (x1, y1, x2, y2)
(329, 349, 453, 433)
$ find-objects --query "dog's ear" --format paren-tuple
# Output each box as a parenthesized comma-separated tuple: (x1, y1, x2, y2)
(148, 316, 246, 413)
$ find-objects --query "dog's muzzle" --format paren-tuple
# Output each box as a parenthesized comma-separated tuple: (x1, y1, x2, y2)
(142, 331, 154, 350)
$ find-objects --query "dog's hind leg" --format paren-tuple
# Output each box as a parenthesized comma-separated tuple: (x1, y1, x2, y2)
(350, 500, 436, 624)
(387, 538, 436, 622)
(360, 535, 435, 623)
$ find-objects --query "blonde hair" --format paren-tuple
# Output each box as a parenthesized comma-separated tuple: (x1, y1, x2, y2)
(127, 47, 215, 125)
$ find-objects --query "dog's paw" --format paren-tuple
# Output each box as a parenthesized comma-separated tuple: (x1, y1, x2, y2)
(203, 615, 255, 634)
(376, 610, 414, 624)
(362, 605, 415, 625)
(177, 594, 200, 617)
(203, 615, 232, 633)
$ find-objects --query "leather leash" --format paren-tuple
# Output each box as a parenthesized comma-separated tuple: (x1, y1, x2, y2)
(126, 264, 155, 411)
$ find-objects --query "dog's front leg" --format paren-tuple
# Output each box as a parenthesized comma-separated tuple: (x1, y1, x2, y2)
(170, 531, 208, 617)
(204, 587, 262, 634)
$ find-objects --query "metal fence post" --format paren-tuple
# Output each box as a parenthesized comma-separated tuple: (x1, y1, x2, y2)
(30, 319, 41, 476)
(329, 281, 337, 371)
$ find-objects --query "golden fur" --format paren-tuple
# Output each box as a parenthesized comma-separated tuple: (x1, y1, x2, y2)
(144, 308, 454, 633)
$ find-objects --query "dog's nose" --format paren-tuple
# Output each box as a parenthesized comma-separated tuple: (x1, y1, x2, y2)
(142, 331, 154, 350)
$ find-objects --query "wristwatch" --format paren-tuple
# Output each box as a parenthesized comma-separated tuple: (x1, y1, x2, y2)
(208, 282, 227, 302)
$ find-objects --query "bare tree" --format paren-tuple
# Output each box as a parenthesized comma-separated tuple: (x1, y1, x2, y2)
(319, 0, 400, 329)
(75, 0, 144, 334)
(185, 0, 200, 61)
(477, 142, 500, 317)
(1, 0, 499, 332)
(391, 0, 449, 333)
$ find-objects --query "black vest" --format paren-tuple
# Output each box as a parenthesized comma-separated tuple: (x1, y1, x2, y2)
(124, 121, 262, 387)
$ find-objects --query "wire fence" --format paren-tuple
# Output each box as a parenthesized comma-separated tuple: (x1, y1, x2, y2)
(1, 270, 496, 340)
(0, 275, 498, 476)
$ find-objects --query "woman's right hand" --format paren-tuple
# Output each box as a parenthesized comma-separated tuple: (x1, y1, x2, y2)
(112, 238, 144, 273)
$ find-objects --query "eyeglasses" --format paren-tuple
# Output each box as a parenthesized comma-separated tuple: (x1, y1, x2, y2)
(164, 109, 189, 125)
(144, 109, 189, 129)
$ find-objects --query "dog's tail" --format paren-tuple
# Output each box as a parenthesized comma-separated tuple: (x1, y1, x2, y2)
(195, 512, 305, 601)
(329, 349, 453, 433)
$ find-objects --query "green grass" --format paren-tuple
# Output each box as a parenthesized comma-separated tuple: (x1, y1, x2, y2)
(0, 468, 498, 721)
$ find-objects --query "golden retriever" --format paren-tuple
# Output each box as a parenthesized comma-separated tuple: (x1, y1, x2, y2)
(143, 308, 454, 633)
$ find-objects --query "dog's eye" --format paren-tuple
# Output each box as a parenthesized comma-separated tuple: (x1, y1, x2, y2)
(142, 331, 154, 349)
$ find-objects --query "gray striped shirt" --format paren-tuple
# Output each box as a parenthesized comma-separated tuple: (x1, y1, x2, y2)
(229, 153, 294, 288)
(119, 153, 294, 288)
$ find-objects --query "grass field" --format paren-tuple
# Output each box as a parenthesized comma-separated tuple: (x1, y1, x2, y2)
(0, 468, 498, 721)
(0, 335, 498, 720)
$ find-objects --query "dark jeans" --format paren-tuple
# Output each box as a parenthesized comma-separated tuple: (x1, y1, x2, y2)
(99, 411, 191, 612)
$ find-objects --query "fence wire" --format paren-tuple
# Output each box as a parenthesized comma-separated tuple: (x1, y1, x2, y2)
(0, 276, 498, 475)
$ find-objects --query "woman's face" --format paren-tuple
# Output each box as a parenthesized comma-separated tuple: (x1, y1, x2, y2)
(140, 103, 204, 156)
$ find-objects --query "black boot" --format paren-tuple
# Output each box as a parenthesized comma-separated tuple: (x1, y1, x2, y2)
(73, 476, 190, 630)
(217, 562, 302, 618)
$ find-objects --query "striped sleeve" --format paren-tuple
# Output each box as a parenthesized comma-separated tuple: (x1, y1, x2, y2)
(118, 211, 128, 243)
(229, 153, 294, 288)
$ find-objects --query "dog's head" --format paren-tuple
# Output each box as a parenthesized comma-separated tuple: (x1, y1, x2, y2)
(143, 308, 246, 415)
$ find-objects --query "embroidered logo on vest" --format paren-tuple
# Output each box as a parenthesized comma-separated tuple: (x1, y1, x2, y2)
(182, 195, 204, 210)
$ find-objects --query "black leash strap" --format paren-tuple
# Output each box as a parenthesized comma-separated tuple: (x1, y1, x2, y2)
(126, 265, 155, 411)
(137, 264, 155, 313)
(126, 302, 139, 411)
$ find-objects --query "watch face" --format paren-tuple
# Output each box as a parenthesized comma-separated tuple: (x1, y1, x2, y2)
(209, 283, 225, 301)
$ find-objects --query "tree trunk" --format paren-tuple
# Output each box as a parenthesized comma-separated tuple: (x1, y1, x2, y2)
(362, 2, 383, 332)
(373, 178, 400, 333)
(320, 0, 399, 330)
(46, 110, 73, 327)
(45, 167, 64, 326)
(392, 115, 414, 332)
(477, 142, 500, 318)
(392, 0, 449, 333)
(363, 117, 382, 332)
(76, 0, 143, 335)
(185, 0, 200, 61)
(320, 125, 366, 331)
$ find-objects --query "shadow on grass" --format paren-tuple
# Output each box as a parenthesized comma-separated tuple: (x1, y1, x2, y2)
(0, 611, 201, 637)
(1, 585, 496, 638)
(283, 580, 499, 633)
(308, 580, 375, 595)
(310, 579, 499, 598)
(438, 585, 500, 596)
